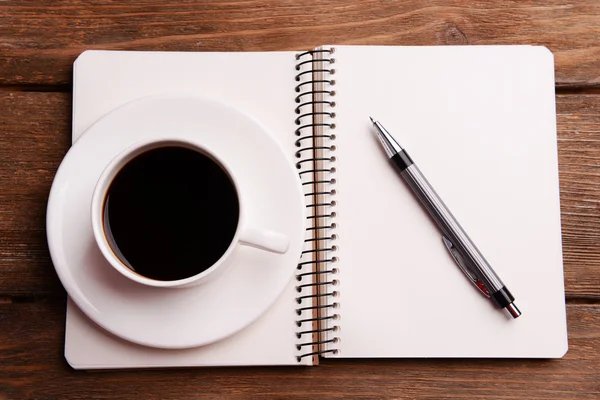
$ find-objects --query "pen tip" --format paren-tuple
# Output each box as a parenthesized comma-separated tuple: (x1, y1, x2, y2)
(369, 116, 375, 124)
(506, 303, 522, 319)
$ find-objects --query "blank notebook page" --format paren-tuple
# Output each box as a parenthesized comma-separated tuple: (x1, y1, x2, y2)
(67, 50, 313, 368)
(326, 45, 567, 358)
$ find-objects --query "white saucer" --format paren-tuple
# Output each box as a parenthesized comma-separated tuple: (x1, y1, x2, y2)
(47, 95, 305, 349)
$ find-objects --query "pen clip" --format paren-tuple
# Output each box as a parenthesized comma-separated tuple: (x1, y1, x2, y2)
(442, 236, 490, 298)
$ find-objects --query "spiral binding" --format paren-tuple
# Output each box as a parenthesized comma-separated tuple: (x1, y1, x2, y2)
(293, 48, 340, 363)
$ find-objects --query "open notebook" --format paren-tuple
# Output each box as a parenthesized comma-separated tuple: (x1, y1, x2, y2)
(66, 45, 567, 369)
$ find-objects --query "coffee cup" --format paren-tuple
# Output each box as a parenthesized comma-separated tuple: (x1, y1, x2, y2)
(90, 138, 290, 288)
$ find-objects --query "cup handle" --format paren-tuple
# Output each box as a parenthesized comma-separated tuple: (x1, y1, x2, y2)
(239, 227, 290, 254)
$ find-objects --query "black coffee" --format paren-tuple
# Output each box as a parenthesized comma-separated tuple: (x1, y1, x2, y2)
(103, 146, 239, 281)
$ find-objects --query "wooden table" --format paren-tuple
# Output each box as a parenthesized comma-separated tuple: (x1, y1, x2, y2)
(1, 1, 599, 398)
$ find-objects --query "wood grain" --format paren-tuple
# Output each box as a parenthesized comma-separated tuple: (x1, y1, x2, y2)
(1, 91, 599, 298)
(0, 298, 597, 399)
(0, 92, 70, 297)
(0, 1, 599, 87)
(557, 94, 600, 299)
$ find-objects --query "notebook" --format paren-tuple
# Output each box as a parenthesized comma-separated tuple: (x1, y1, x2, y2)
(64, 45, 567, 369)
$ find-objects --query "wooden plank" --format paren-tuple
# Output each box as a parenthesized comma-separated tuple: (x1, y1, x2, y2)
(0, 1, 599, 87)
(0, 92, 599, 297)
(0, 299, 597, 399)
(0, 92, 71, 296)
(557, 94, 600, 299)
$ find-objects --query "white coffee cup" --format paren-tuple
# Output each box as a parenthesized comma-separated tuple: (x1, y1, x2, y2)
(90, 138, 290, 288)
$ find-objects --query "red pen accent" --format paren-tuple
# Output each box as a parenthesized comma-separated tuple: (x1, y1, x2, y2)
(475, 281, 491, 297)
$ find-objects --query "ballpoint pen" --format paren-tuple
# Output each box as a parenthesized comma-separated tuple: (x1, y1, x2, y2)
(369, 117, 521, 318)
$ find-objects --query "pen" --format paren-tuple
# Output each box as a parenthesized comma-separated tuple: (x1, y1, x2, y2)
(369, 117, 521, 318)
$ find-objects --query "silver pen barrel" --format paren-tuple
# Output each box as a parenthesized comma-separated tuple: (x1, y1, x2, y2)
(401, 164, 504, 292)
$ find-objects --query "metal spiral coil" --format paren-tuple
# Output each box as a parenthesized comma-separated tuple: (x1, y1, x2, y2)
(294, 48, 340, 363)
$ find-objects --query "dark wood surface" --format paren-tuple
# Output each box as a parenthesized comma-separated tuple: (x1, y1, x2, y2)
(1, 1, 600, 88)
(1, 1, 599, 399)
